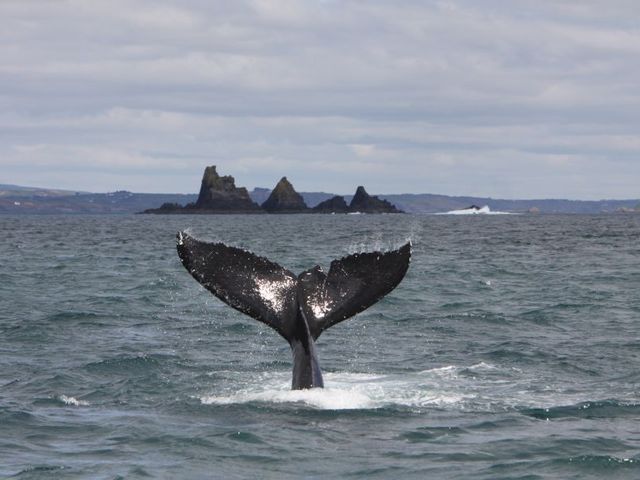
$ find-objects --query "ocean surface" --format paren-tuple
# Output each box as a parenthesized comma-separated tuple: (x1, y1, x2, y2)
(1, 213, 639, 479)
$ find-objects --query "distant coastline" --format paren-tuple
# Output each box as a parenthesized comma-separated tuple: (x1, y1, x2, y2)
(1, 182, 639, 215)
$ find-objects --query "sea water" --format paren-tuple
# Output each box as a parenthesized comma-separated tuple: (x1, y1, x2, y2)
(1, 214, 639, 479)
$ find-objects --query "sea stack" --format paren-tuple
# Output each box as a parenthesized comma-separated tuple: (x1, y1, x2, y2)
(349, 186, 403, 213)
(312, 195, 349, 213)
(262, 177, 308, 213)
(191, 166, 262, 212)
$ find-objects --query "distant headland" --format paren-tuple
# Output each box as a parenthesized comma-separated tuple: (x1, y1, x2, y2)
(142, 166, 403, 214)
(2, 177, 639, 215)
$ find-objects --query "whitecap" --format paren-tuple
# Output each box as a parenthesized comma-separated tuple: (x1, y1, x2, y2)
(59, 395, 89, 406)
(437, 205, 513, 215)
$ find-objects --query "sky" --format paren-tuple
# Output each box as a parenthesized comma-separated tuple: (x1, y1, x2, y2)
(2, 0, 640, 199)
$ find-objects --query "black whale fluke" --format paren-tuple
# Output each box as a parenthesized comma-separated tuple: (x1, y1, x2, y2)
(176, 231, 411, 389)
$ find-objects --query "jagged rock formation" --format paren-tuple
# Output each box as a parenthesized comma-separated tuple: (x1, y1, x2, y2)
(143, 165, 261, 213)
(250, 188, 335, 208)
(142, 168, 401, 214)
(261, 177, 309, 213)
(190, 166, 261, 211)
(310, 187, 402, 214)
(312, 195, 349, 213)
(349, 186, 403, 213)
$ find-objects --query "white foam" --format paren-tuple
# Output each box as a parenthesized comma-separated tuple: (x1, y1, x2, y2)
(203, 387, 376, 410)
(199, 370, 475, 410)
(198, 363, 632, 413)
(437, 205, 513, 215)
(59, 395, 89, 406)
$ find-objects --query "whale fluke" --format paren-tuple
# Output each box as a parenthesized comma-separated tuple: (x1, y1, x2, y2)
(176, 231, 411, 389)
(177, 232, 299, 341)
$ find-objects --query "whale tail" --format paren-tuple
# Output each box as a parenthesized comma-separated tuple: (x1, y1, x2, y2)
(177, 232, 411, 342)
(177, 232, 410, 389)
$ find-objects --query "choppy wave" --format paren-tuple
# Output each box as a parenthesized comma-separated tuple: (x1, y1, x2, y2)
(522, 400, 640, 420)
(566, 455, 639, 468)
(3, 213, 640, 479)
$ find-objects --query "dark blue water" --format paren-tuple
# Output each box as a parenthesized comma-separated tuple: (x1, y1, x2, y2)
(1, 214, 639, 479)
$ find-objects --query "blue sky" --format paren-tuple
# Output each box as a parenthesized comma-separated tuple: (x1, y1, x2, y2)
(2, 0, 640, 199)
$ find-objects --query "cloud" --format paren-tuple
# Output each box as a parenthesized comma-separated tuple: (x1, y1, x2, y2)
(0, 0, 639, 198)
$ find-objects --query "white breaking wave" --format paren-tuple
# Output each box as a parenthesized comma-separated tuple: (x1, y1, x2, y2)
(437, 205, 513, 215)
(59, 395, 89, 406)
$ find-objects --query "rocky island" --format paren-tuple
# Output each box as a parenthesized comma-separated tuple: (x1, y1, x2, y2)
(312, 195, 350, 213)
(142, 165, 403, 214)
(191, 166, 261, 211)
(348, 186, 403, 213)
(143, 166, 262, 214)
(261, 177, 309, 213)
(310, 187, 403, 214)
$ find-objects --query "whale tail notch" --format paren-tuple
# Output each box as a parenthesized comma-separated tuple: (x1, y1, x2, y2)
(176, 232, 411, 342)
